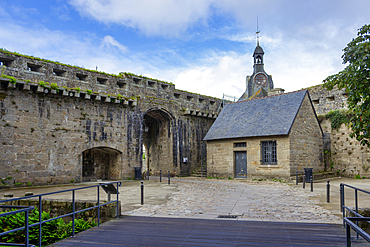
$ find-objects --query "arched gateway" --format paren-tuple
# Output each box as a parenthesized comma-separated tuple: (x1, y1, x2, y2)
(142, 108, 174, 175)
(82, 147, 122, 181)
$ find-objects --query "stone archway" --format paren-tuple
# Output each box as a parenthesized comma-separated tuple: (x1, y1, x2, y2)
(82, 147, 122, 181)
(142, 108, 174, 175)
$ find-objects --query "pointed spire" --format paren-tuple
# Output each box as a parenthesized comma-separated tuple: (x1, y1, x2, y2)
(256, 16, 260, 46)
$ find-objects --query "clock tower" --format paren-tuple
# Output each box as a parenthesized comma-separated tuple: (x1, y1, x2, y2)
(238, 41, 274, 101)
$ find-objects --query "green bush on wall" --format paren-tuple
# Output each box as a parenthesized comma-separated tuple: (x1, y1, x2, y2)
(326, 110, 350, 130)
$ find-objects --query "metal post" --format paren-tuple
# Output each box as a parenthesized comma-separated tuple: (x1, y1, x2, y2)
(327, 180, 330, 203)
(296, 171, 298, 185)
(147, 170, 149, 180)
(141, 181, 144, 205)
(39, 196, 42, 247)
(355, 189, 359, 239)
(160, 170, 162, 182)
(310, 176, 313, 192)
(25, 210, 29, 247)
(116, 182, 120, 219)
(108, 192, 111, 202)
(97, 186, 100, 227)
(346, 223, 351, 247)
(72, 190, 75, 237)
(168, 171, 170, 185)
(303, 174, 305, 189)
(342, 184, 346, 228)
(339, 184, 343, 212)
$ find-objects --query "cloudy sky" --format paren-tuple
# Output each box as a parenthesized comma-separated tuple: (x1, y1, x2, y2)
(0, 0, 368, 99)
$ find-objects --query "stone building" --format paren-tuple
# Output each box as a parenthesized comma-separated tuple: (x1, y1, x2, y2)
(204, 90, 324, 179)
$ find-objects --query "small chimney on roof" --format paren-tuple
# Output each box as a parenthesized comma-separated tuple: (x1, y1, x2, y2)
(268, 88, 285, 96)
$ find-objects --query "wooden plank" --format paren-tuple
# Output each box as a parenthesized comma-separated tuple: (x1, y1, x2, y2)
(51, 216, 352, 247)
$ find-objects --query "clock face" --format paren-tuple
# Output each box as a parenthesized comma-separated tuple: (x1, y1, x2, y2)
(254, 73, 267, 86)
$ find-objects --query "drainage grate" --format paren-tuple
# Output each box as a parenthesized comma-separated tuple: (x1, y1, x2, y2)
(217, 215, 238, 219)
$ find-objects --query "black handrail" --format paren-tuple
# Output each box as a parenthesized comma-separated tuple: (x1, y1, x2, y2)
(0, 181, 121, 247)
(340, 183, 370, 246)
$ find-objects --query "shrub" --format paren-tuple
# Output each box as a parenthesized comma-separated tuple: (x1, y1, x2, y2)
(50, 83, 58, 90)
(0, 208, 96, 246)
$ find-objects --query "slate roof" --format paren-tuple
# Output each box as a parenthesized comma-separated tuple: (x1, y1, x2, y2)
(204, 90, 308, 141)
(254, 44, 264, 55)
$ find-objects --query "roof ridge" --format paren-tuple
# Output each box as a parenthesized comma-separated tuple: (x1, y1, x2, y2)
(228, 89, 307, 105)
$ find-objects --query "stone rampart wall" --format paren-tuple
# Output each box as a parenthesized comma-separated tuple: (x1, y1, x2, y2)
(0, 50, 221, 186)
(320, 119, 370, 178)
(307, 84, 348, 115)
(307, 85, 370, 178)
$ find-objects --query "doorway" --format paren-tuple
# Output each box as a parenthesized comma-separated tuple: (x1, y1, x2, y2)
(235, 151, 247, 178)
(142, 108, 173, 175)
(82, 147, 122, 181)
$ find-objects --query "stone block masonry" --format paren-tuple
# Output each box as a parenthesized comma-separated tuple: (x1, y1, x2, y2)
(0, 50, 221, 186)
(307, 84, 370, 178)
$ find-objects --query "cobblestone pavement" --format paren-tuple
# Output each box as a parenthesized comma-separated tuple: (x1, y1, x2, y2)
(124, 178, 342, 224)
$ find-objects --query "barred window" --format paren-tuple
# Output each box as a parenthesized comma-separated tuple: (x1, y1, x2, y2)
(261, 141, 277, 165)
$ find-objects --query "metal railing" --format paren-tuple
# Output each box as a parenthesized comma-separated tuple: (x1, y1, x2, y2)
(0, 181, 121, 247)
(340, 183, 370, 246)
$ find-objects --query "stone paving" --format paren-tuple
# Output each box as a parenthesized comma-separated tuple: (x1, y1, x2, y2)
(124, 178, 342, 224)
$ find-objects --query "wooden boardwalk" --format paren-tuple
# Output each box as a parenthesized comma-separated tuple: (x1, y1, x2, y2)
(51, 216, 358, 246)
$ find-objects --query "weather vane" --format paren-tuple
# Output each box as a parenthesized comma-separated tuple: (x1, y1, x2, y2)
(256, 16, 260, 46)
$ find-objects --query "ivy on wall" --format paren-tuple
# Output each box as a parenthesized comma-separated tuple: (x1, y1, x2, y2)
(325, 110, 351, 130)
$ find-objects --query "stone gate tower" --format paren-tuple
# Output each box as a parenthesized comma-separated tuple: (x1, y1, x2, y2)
(239, 40, 274, 100)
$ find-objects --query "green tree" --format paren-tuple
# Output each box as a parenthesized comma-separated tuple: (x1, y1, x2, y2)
(323, 24, 370, 146)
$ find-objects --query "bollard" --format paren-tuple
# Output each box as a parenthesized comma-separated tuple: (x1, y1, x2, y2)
(327, 180, 330, 203)
(160, 170, 162, 182)
(310, 176, 313, 192)
(147, 170, 149, 180)
(168, 170, 170, 185)
(141, 181, 144, 205)
(303, 174, 305, 189)
(296, 171, 298, 185)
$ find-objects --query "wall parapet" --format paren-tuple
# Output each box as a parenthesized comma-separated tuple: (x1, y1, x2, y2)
(0, 50, 221, 118)
(306, 84, 348, 115)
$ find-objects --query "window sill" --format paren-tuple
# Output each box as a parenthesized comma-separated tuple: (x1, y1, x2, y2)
(258, 164, 280, 168)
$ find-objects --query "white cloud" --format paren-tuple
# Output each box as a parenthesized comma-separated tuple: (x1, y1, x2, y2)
(69, 0, 214, 37)
(0, 18, 139, 77)
(164, 51, 249, 98)
(101, 35, 128, 53)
